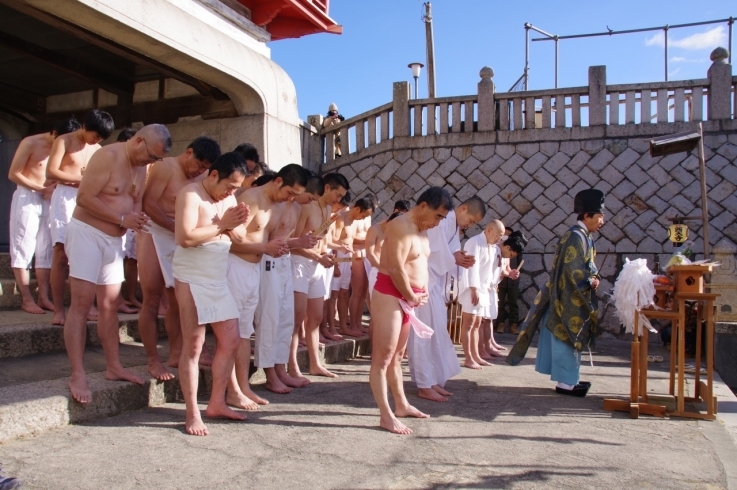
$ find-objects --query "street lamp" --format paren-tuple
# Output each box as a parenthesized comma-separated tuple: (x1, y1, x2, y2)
(408, 62, 424, 99)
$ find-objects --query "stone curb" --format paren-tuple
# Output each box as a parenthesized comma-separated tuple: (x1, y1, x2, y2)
(0, 336, 370, 443)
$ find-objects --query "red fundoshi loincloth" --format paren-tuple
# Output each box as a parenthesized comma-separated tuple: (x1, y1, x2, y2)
(373, 272, 426, 325)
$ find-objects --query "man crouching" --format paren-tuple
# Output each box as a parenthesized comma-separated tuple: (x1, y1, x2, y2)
(173, 152, 250, 436)
(369, 186, 452, 434)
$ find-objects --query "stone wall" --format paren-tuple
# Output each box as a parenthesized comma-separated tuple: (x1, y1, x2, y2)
(320, 124, 737, 332)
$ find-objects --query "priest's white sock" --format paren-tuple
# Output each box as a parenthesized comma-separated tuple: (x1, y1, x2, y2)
(556, 382, 574, 390)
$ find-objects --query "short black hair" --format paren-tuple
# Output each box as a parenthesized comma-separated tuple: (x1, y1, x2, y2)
(276, 163, 308, 188)
(82, 109, 114, 139)
(354, 197, 376, 212)
(306, 176, 324, 196)
(248, 160, 265, 177)
(340, 191, 352, 206)
(322, 172, 350, 191)
(417, 186, 454, 211)
(116, 127, 137, 142)
(253, 174, 276, 187)
(188, 136, 221, 164)
(506, 231, 527, 255)
(577, 212, 596, 221)
(393, 200, 411, 212)
(462, 196, 486, 219)
(233, 143, 260, 163)
(209, 152, 247, 181)
(53, 117, 81, 137)
(387, 211, 403, 221)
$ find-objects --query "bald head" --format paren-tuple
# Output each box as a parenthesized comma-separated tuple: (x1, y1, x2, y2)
(136, 124, 172, 154)
(484, 219, 505, 244)
(456, 196, 486, 229)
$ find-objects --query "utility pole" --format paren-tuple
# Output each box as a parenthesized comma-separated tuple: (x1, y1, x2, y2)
(423, 2, 436, 98)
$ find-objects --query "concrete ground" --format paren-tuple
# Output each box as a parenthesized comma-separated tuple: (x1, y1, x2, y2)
(1, 335, 736, 490)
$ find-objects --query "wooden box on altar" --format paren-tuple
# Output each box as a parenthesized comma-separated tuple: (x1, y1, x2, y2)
(667, 264, 712, 293)
(653, 285, 674, 308)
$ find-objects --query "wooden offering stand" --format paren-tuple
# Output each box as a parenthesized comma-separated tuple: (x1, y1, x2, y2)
(603, 264, 719, 420)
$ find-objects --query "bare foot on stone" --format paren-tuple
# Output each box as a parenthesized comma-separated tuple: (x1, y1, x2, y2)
(38, 298, 55, 311)
(309, 366, 338, 378)
(432, 385, 453, 397)
(185, 413, 209, 436)
(418, 387, 447, 402)
(69, 374, 92, 404)
(104, 367, 145, 385)
(198, 349, 214, 367)
(52, 311, 65, 326)
(117, 302, 138, 314)
(464, 359, 482, 370)
(205, 404, 248, 421)
(475, 358, 492, 367)
(226, 392, 260, 410)
(21, 300, 45, 315)
(265, 379, 293, 394)
(280, 371, 310, 388)
(87, 309, 99, 322)
(148, 361, 175, 381)
(379, 414, 413, 435)
(395, 405, 430, 419)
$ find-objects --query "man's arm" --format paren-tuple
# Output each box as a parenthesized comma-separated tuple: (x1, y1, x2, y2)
(175, 191, 248, 248)
(7, 139, 45, 191)
(46, 137, 81, 184)
(365, 226, 380, 268)
(142, 163, 175, 232)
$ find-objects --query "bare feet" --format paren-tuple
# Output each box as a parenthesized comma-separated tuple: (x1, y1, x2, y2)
(239, 385, 269, 405)
(204, 404, 248, 421)
(309, 366, 338, 378)
(280, 371, 310, 388)
(492, 343, 507, 351)
(226, 391, 260, 410)
(117, 302, 138, 314)
(104, 367, 145, 385)
(264, 378, 293, 394)
(379, 414, 412, 435)
(464, 359, 482, 370)
(87, 307, 99, 322)
(487, 348, 504, 358)
(432, 385, 453, 397)
(38, 297, 54, 311)
(157, 303, 168, 316)
(198, 349, 214, 367)
(21, 300, 45, 315)
(339, 328, 364, 338)
(52, 311, 65, 325)
(475, 358, 492, 367)
(129, 298, 144, 309)
(418, 387, 448, 402)
(69, 374, 92, 404)
(185, 413, 209, 436)
(323, 330, 344, 341)
(395, 404, 430, 419)
(147, 360, 176, 381)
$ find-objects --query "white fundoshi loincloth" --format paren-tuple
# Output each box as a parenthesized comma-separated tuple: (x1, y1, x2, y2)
(149, 222, 177, 288)
(172, 240, 239, 325)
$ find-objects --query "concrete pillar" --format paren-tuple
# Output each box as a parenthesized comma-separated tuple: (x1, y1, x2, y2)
(393, 81, 411, 138)
(588, 65, 607, 126)
(707, 47, 732, 121)
(477, 66, 496, 132)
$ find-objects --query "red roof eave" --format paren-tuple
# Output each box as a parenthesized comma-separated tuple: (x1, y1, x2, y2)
(238, 0, 342, 40)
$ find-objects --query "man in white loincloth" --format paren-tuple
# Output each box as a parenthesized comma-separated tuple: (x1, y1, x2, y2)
(7, 117, 80, 314)
(63, 124, 170, 404)
(173, 152, 250, 436)
(407, 196, 486, 402)
(137, 136, 221, 380)
(46, 110, 114, 326)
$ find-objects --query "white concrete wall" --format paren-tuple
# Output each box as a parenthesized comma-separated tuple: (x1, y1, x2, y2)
(20, 0, 302, 169)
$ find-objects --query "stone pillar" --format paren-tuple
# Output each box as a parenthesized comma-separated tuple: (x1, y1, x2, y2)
(707, 47, 732, 121)
(588, 65, 607, 126)
(711, 238, 737, 323)
(477, 66, 496, 132)
(393, 81, 411, 138)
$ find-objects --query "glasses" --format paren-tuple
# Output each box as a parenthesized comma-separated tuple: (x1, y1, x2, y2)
(142, 139, 164, 162)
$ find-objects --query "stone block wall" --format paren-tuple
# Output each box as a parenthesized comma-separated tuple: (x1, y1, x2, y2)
(321, 125, 737, 332)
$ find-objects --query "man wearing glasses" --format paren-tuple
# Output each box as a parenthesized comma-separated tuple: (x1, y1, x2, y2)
(62, 124, 172, 404)
(137, 137, 221, 382)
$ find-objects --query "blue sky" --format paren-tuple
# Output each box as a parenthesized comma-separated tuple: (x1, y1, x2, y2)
(270, 1, 734, 122)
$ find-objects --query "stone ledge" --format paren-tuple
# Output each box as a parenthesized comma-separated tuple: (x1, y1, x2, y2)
(0, 335, 370, 443)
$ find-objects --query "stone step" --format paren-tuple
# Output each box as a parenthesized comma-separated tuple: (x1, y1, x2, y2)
(0, 335, 370, 443)
(0, 277, 70, 310)
(0, 253, 12, 279)
(0, 310, 164, 359)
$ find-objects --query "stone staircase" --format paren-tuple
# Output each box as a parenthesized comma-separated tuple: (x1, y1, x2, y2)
(0, 253, 370, 443)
